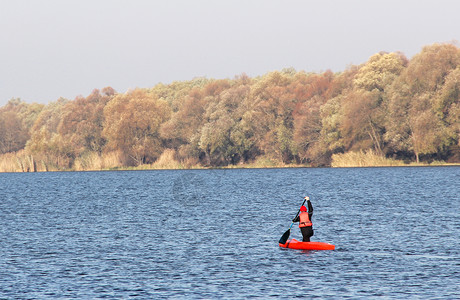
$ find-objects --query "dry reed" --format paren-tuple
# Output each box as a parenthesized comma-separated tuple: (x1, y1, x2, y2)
(74, 151, 123, 171)
(152, 149, 182, 169)
(331, 150, 406, 167)
(0, 151, 41, 172)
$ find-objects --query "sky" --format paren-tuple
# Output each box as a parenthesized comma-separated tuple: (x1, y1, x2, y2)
(1, 0, 459, 106)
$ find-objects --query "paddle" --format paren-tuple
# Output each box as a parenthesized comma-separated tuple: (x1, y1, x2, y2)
(278, 197, 307, 244)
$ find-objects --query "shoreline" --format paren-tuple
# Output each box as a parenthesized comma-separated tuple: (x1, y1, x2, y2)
(1, 162, 458, 173)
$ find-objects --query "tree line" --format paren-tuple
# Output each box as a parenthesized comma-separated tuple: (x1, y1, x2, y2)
(1, 43, 459, 170)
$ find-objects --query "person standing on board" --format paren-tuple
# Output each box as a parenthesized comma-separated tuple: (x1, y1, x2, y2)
(292, 196, 314, 242)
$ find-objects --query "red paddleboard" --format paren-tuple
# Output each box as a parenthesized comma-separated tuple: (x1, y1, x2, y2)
(279, 239, 335, 250)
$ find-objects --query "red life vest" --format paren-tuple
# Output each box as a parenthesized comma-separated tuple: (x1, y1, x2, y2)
(299, 211, 312, 227)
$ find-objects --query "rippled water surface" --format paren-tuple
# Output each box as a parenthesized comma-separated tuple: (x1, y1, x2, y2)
(0, 167, 459, 299)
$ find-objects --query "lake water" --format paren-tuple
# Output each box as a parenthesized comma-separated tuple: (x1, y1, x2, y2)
(0, 167, 459, 299)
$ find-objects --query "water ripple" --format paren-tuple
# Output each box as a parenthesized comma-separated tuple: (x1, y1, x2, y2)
(0, 167, 459, 298)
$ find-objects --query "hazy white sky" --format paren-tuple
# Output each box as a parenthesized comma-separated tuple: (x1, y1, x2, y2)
(1, 0, 459, 106)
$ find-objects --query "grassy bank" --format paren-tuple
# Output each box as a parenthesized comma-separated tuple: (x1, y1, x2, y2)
(0, 151, 309, 172)
(0, 150, 457, 173)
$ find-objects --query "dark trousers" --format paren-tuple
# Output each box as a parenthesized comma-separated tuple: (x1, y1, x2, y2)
(300, 226, 314, 242)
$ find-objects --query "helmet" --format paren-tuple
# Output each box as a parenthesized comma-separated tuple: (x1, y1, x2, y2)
(300, 205, 307, 212)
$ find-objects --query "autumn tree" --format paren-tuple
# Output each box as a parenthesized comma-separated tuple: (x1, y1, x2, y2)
(150, 77, 210, 112)
(103, 89, 171, 166)
(198, 82, 253, 165)
(0, 98, 42, 154)
(385, 43, 460, 162)
(160, 79, 234, 165)
(0, 111, 28, 153)
(333, 52, 408, 157)
(353, 52, 407, 92)
(0, 99, 43, 154)
(159, 87, 207, 166)
(339, 89, 385, 154)
(26, 98, 71, 168)
(248, 71, 298, 163)
(435, 67, 460, 144)
(58, 88, 115, 158)
(314, 67, 360, 164)
(319, 95, 344, 154)
(292, 71, 334, 165)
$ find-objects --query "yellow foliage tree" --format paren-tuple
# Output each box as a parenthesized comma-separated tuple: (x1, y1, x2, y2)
(103, 89, 171, 166)
(354, 52, 407, 92)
